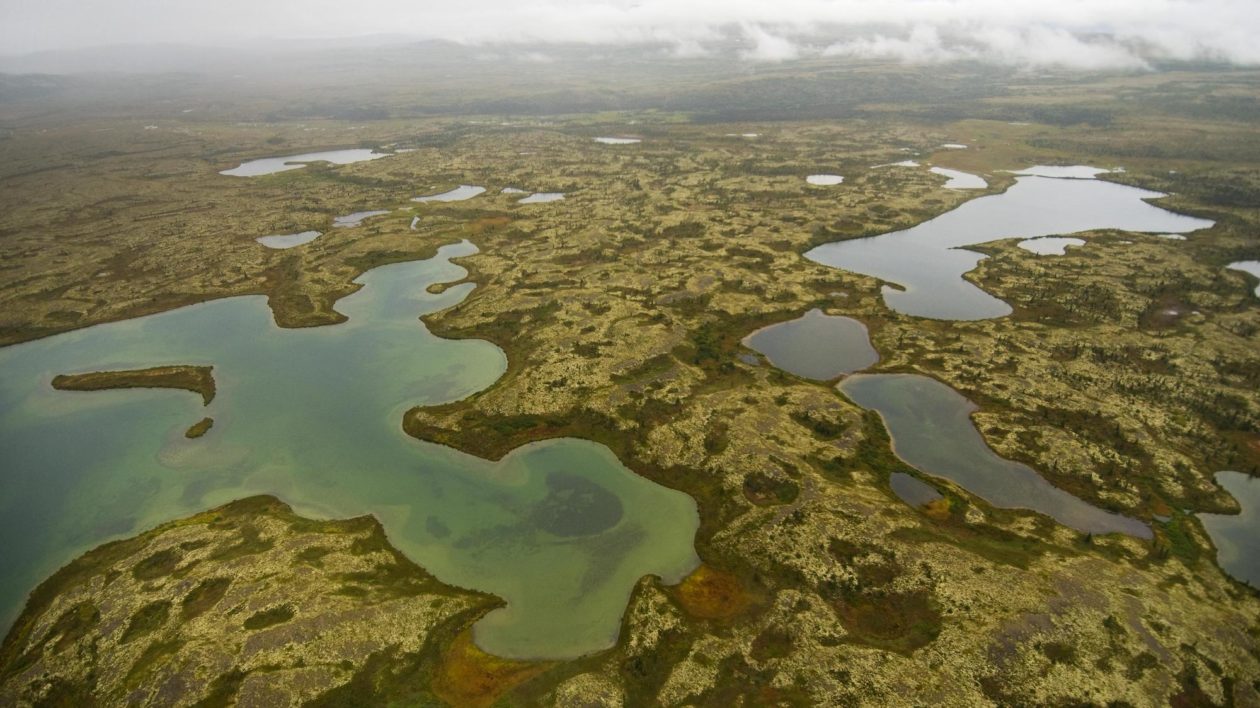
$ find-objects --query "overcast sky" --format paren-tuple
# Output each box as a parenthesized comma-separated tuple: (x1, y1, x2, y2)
(2, 0, 1258, 69)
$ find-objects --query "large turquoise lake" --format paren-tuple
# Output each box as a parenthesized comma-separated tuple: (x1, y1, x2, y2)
(0, 241, 699, 660)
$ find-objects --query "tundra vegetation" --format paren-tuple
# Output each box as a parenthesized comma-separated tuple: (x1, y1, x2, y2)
(1, 59, 1259, 705)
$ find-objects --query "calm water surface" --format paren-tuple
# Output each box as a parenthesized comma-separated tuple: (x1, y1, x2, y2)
(930, 167, 986, 189)
(0, 241, 699, 659)
(221, 149, 389, 177)
(807, 174, 844, 186)
(1228, 261, 1260, 297)
(1199, 471, 1260, 586)
(413, 185, 486, 203)
(333, 210, 390, 228)
(518, 192, 565, 204)
(839, 374, 1151, 538)
(1009, 165, 1111, 179)
(806, 170, 1214, 320)
(1018, 237, 1086, 255)
(890, 472, 943, 507)
(256, 231, 322, 249)
(743, 309, 878, 380)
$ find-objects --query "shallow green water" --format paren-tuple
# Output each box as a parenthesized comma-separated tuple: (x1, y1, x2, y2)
(1199, 471, 1260, 587)
(839, 374, 1150, 538)
(0, 241, 699, 659)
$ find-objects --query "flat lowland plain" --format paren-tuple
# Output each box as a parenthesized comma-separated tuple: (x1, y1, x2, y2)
(1, 63, 1259, 705)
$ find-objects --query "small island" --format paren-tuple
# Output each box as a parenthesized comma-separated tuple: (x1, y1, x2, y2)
(52, 365, 216, 406)
(184, 417, 214, 438)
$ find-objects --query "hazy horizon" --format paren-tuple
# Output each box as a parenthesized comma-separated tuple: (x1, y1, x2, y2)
(2, 0, 1259, 73)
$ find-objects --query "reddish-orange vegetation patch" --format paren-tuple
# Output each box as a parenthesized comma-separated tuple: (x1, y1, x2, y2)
(833, 590, 942, 654)
(1149, 496, 1174, 517)
(672, 564, 755, 621)
(922, 498, 952, 522)
(464, 216, 512, 236)
(431, 630, 551, 708)
(1219, 432, 1260, 475)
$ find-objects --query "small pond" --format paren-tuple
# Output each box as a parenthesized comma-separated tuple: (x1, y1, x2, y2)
(890, 472, 943, 508)
(333, 210, 390, 228)
(807, 174, 844, 186)
(412, 185, 486, 203)
(742, 309, 878, 380)
(256, 231, 322, 249)
(1017, 237, 1086, 255)
(518, 192, 565, 204)
(594, 137, 641, 145)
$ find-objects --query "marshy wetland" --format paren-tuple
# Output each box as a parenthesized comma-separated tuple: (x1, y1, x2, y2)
(1, 63, 1259, 705)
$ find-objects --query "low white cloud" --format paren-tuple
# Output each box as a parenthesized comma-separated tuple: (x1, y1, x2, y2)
(823, 25, 974, 64)
(823, 23, 1150, 70)
(976, 26, 1149, 70)
(740, 24, 800, 62)
(0, 0, 1257, 69)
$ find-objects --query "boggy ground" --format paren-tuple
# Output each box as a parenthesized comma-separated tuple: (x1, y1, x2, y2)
(2, 67, 1260, 704)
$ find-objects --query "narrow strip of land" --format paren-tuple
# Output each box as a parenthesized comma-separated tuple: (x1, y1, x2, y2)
(52, 365, 216, 405)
